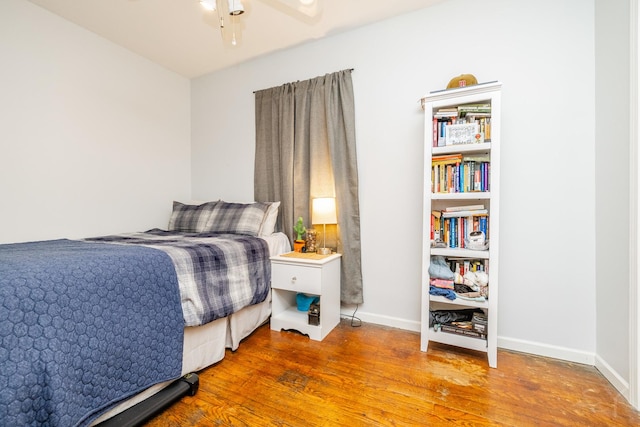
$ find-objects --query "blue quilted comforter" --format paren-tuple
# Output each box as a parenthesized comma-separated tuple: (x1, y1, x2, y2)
(0, 239, 184, 426)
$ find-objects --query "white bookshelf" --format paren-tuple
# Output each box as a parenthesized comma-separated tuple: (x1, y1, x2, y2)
(420, 82, 501, 368)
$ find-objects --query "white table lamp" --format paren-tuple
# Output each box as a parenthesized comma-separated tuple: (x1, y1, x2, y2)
(312, 197, 337, 255)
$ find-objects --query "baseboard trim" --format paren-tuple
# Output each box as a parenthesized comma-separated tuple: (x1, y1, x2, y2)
(595, 353, 631, 400)
(497, 336, 595, 365)
(340, 309, 421, 332)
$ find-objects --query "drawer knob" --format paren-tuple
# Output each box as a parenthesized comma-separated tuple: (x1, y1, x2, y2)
(291, 276, 297, 283)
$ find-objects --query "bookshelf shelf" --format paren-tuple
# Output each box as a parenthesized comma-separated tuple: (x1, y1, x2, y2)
(428, 327, 488, 352)
(420, 82, 501, 368)
(431, 192, 491, 201)
(432, 142, 491, 156)
(429, 294, 489, 309)
(430, 247, 490, 259)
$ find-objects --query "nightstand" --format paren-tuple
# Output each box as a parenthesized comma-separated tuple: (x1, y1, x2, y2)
(270, 252, 341, 341)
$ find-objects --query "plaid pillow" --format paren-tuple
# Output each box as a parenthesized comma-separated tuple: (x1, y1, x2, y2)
(167, 201, 218, 232)
(203, 201, 270, 236)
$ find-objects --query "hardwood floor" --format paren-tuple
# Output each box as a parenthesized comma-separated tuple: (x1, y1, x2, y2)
(146, 320, 640, 426)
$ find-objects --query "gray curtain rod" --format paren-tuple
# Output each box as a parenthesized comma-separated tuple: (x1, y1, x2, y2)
(253, 68, 354, 94)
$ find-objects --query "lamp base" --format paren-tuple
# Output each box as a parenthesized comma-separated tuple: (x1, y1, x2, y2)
(316, 247, 332, 255)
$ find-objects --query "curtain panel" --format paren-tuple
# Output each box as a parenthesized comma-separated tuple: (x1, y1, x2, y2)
(254, 69, 363, 305)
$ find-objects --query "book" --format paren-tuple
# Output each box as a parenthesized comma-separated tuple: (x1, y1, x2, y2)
(434, 111, 459, 118)
(432, 117, 437, 147)
(462, 154, 490, 162)
(457, 103, 491, 113)
(444, 204, 485, 212)
(466, 112, 492, 119)
(433, 154, 463, 161)
(441, 209, 488, 218)
(440, 323, 486, 339)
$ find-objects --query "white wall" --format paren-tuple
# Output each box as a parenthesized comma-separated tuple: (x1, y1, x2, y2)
(0, 0, 191, 244)
(5, 0, 630, 405)
(595, 0, 632, 397)
(192, 0, 598, 363)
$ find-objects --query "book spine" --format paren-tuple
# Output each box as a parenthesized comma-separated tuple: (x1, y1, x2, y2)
(479, 216, 488, 238)
(444, 204, 485, 212)
(484, 162, 490, 192)
(465, 161, 470, 192)
(485, 118, 491, 141)
(440, 324, 486, 340)
(432, 164, 438, 193)
(451, 217, 457, 248)
(443, 219, 449, 247)
(432, 117, 438, 147)
(438, 120, 446, 147)
(430, 213, 434, 241)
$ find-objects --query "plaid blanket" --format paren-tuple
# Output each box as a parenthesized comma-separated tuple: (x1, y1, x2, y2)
(87, 230, 271, 326)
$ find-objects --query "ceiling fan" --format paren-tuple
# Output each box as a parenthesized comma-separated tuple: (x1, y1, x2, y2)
(199, 0, 320, 46)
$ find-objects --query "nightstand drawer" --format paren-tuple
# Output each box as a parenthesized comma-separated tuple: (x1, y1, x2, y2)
(271, 263, 322, 294)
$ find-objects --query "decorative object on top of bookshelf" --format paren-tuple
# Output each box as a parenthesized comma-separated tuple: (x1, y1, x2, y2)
(446, 74, 478, 89)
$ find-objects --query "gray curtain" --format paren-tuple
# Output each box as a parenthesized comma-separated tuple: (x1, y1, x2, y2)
(254, 69, 363, 305)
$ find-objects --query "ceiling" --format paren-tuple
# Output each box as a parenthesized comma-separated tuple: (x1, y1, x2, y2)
(26, 0, 444, 79)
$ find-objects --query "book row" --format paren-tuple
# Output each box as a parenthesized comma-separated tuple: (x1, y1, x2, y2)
(435, 103, 492, 116)
(432, 116, 492, 147)
(432, 156, 490, 193)
(431, 212, 489, 249)
(446, 258, 487, 277)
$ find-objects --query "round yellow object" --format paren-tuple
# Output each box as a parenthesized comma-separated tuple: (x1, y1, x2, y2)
(447, 74, 478, 89)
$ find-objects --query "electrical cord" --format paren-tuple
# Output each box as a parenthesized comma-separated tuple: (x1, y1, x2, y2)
(347, 304, 362, 327)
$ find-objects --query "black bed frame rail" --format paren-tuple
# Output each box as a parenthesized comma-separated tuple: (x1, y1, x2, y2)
(96, 373, 199, 427)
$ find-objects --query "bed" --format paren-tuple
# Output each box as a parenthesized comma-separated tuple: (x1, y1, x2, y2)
(0, 200, 290, 426)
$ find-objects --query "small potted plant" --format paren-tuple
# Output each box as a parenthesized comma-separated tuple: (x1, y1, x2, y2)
(293, 217, 306, 252)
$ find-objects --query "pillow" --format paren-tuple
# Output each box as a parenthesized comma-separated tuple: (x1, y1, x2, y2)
(167, 201, 218, 232)
(203, 201, 270, 236)
(259, 201, 280, 236)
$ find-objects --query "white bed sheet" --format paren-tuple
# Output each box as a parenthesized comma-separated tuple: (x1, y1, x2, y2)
(91, 232, 290, 425)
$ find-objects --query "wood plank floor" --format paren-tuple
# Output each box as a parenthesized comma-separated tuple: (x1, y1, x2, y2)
(146, 320, 640, 426)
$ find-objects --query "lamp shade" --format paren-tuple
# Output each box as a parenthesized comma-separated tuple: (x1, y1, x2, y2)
(312, 197, 337, 225)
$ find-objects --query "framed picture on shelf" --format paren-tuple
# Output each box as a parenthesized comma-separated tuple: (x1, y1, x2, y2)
(445, 123, 483, 145)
